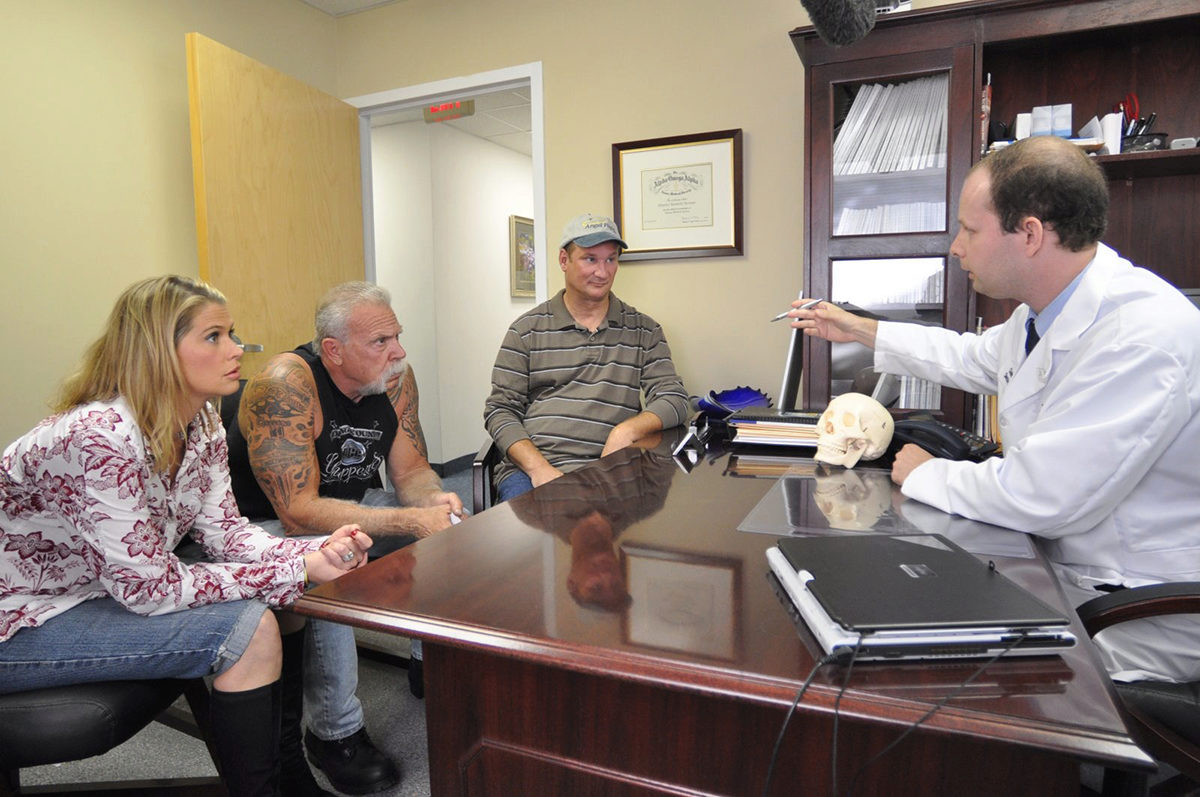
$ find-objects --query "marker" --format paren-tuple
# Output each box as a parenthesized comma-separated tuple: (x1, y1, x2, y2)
(770, 298, 824, 322)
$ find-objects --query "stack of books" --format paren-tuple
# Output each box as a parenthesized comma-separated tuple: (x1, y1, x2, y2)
(726, 408, 822, 448)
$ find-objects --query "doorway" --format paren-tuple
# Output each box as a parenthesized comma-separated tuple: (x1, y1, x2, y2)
(349, 63, 547, 468)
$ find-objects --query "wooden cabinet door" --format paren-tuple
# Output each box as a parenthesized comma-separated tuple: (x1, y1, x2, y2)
(803, 45, 976, 427)
(186, 32, 364, 376)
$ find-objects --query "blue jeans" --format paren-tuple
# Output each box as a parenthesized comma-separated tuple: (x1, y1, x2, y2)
(496, 471, 535, 502)
(253, 488, 419, 740)
(356, 491, 422, 665)
(0, 596, 266, 694)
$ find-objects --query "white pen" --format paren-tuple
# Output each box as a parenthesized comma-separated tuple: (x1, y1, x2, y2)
(770, 298, 824, 322)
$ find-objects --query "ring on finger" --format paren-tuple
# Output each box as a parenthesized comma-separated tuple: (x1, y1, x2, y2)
(341, 551, 355, 563)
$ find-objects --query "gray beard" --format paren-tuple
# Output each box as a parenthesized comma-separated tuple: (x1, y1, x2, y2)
(359, 360, 408, 396)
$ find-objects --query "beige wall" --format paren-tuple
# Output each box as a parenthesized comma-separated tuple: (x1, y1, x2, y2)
(0, 0, 336, 446)
(335, 0, 813, 422)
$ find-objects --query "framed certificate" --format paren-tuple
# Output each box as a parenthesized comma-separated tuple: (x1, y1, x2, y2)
(612, 129, 743, 261)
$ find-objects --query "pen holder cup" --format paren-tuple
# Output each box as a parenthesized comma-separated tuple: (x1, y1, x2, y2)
(1122, 132, 1168, 153)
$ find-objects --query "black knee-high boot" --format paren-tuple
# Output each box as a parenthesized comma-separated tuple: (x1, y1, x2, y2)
(280, 628, 334, 796)
(209, 681, 281, 797)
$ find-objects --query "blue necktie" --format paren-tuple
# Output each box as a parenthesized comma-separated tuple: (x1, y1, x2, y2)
(1024, 316, 1040, 356)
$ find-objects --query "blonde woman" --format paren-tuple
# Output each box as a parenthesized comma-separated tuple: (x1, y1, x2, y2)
(0, 276, 370, 797)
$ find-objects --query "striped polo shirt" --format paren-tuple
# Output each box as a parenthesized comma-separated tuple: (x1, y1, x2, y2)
(484, 290, 688, 486)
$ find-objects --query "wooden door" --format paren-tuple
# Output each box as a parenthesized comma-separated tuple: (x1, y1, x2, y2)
(186, 32, 364, 376)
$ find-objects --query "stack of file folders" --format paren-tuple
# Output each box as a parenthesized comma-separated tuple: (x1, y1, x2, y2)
(726, 407, 822, 448)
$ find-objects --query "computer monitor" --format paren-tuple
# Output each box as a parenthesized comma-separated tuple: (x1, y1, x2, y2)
(778, 302, 894, 413)
(778, 327, 806, 413)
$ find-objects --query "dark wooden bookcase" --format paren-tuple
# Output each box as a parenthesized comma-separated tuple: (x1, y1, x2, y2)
(790, 0, 1200, 429)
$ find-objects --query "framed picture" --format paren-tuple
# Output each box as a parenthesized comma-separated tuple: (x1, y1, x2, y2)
(620, 543, 741, 661)
(509, 215, 535, 298)
(612, 129, 743, 261)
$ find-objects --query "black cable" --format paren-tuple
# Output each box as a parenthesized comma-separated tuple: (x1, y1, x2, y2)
(829, 638, 863, 796)
(761, 650, 848, 797)
(842, 631, 1032, 797)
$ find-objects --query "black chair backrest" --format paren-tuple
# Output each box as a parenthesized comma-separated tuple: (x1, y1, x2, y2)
(218, 379, 248, 432)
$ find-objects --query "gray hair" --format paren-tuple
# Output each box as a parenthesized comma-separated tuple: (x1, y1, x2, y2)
(313, 281, 393, 345)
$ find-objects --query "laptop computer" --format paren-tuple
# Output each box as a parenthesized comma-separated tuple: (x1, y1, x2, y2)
(766, 533, 1076, 661)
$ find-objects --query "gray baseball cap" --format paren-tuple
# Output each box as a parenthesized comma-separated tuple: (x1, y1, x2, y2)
(558, 213, 628, 250)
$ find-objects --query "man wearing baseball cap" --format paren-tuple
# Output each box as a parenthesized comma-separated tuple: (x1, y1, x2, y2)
(484, 213, 689, 501)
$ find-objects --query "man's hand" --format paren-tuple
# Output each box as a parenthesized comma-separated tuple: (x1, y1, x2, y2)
(417, 490, 464, 518)
(530, 463, 565, 488)
(504, 438, 563, 488)
(891, 443, 936, 486)
(790, 301, 879, 348)
(400, 505, 457, 538)
(600, 411, 664, 458)
(601, 424, 639, 457)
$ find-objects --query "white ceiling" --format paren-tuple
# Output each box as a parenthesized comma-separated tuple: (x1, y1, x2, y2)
(369, 89, 534, 157)
(297, 0, 402, 17)
(295, 0, 532, 157)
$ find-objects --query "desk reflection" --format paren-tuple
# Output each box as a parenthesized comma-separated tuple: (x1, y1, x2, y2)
(850, 655, 1076, 698)
(737, 459, 1037, 559)
(510, 447, 743, 661)
(811, 466, 897, 530)
(508, 448, 675, 611)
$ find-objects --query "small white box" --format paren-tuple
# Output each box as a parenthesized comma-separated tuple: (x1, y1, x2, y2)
(1030, 106, 1052, 137)
(1052, 104, 1072, 138)
(1014, 112, 1032, 139)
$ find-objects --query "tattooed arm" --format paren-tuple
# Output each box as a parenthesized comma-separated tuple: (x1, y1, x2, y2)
(241, 354, 457, 537)
(386, 367, 464, 522)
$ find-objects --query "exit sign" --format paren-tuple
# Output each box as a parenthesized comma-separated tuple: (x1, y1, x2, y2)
(423, 99, 475, 123)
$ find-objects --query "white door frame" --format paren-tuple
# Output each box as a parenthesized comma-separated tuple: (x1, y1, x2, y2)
(346, 61, 547, 303)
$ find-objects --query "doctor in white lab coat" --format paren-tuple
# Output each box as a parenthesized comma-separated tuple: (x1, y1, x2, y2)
(790, 136, 1200, 681)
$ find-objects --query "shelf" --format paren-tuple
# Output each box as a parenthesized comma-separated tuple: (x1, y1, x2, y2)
(833, 167, 947, 208)
(1096, 147, 1200, 180)
(833, 169, 948, 236)
(858, 301, 944, 317)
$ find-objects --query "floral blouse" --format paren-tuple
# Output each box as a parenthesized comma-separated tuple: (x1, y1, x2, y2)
(0, 398, 322, 642)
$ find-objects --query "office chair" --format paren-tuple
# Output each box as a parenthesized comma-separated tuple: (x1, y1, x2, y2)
(1076, 582, 1200, 797)
(0, 678, 222, 795)
(471, 439, 502, 515)
(3, 392, 235, 793)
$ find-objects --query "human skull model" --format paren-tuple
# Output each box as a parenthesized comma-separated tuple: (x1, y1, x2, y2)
(813, 392, 894, 468)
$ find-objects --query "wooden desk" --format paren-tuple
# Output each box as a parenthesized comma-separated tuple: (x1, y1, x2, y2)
(296, 442, 1153, 795)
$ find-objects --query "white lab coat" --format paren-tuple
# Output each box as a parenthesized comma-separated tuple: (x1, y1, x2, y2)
(875, 243, 1200, 591)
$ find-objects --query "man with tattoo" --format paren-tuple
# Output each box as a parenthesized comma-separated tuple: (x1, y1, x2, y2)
(226, 281, 463, 792)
